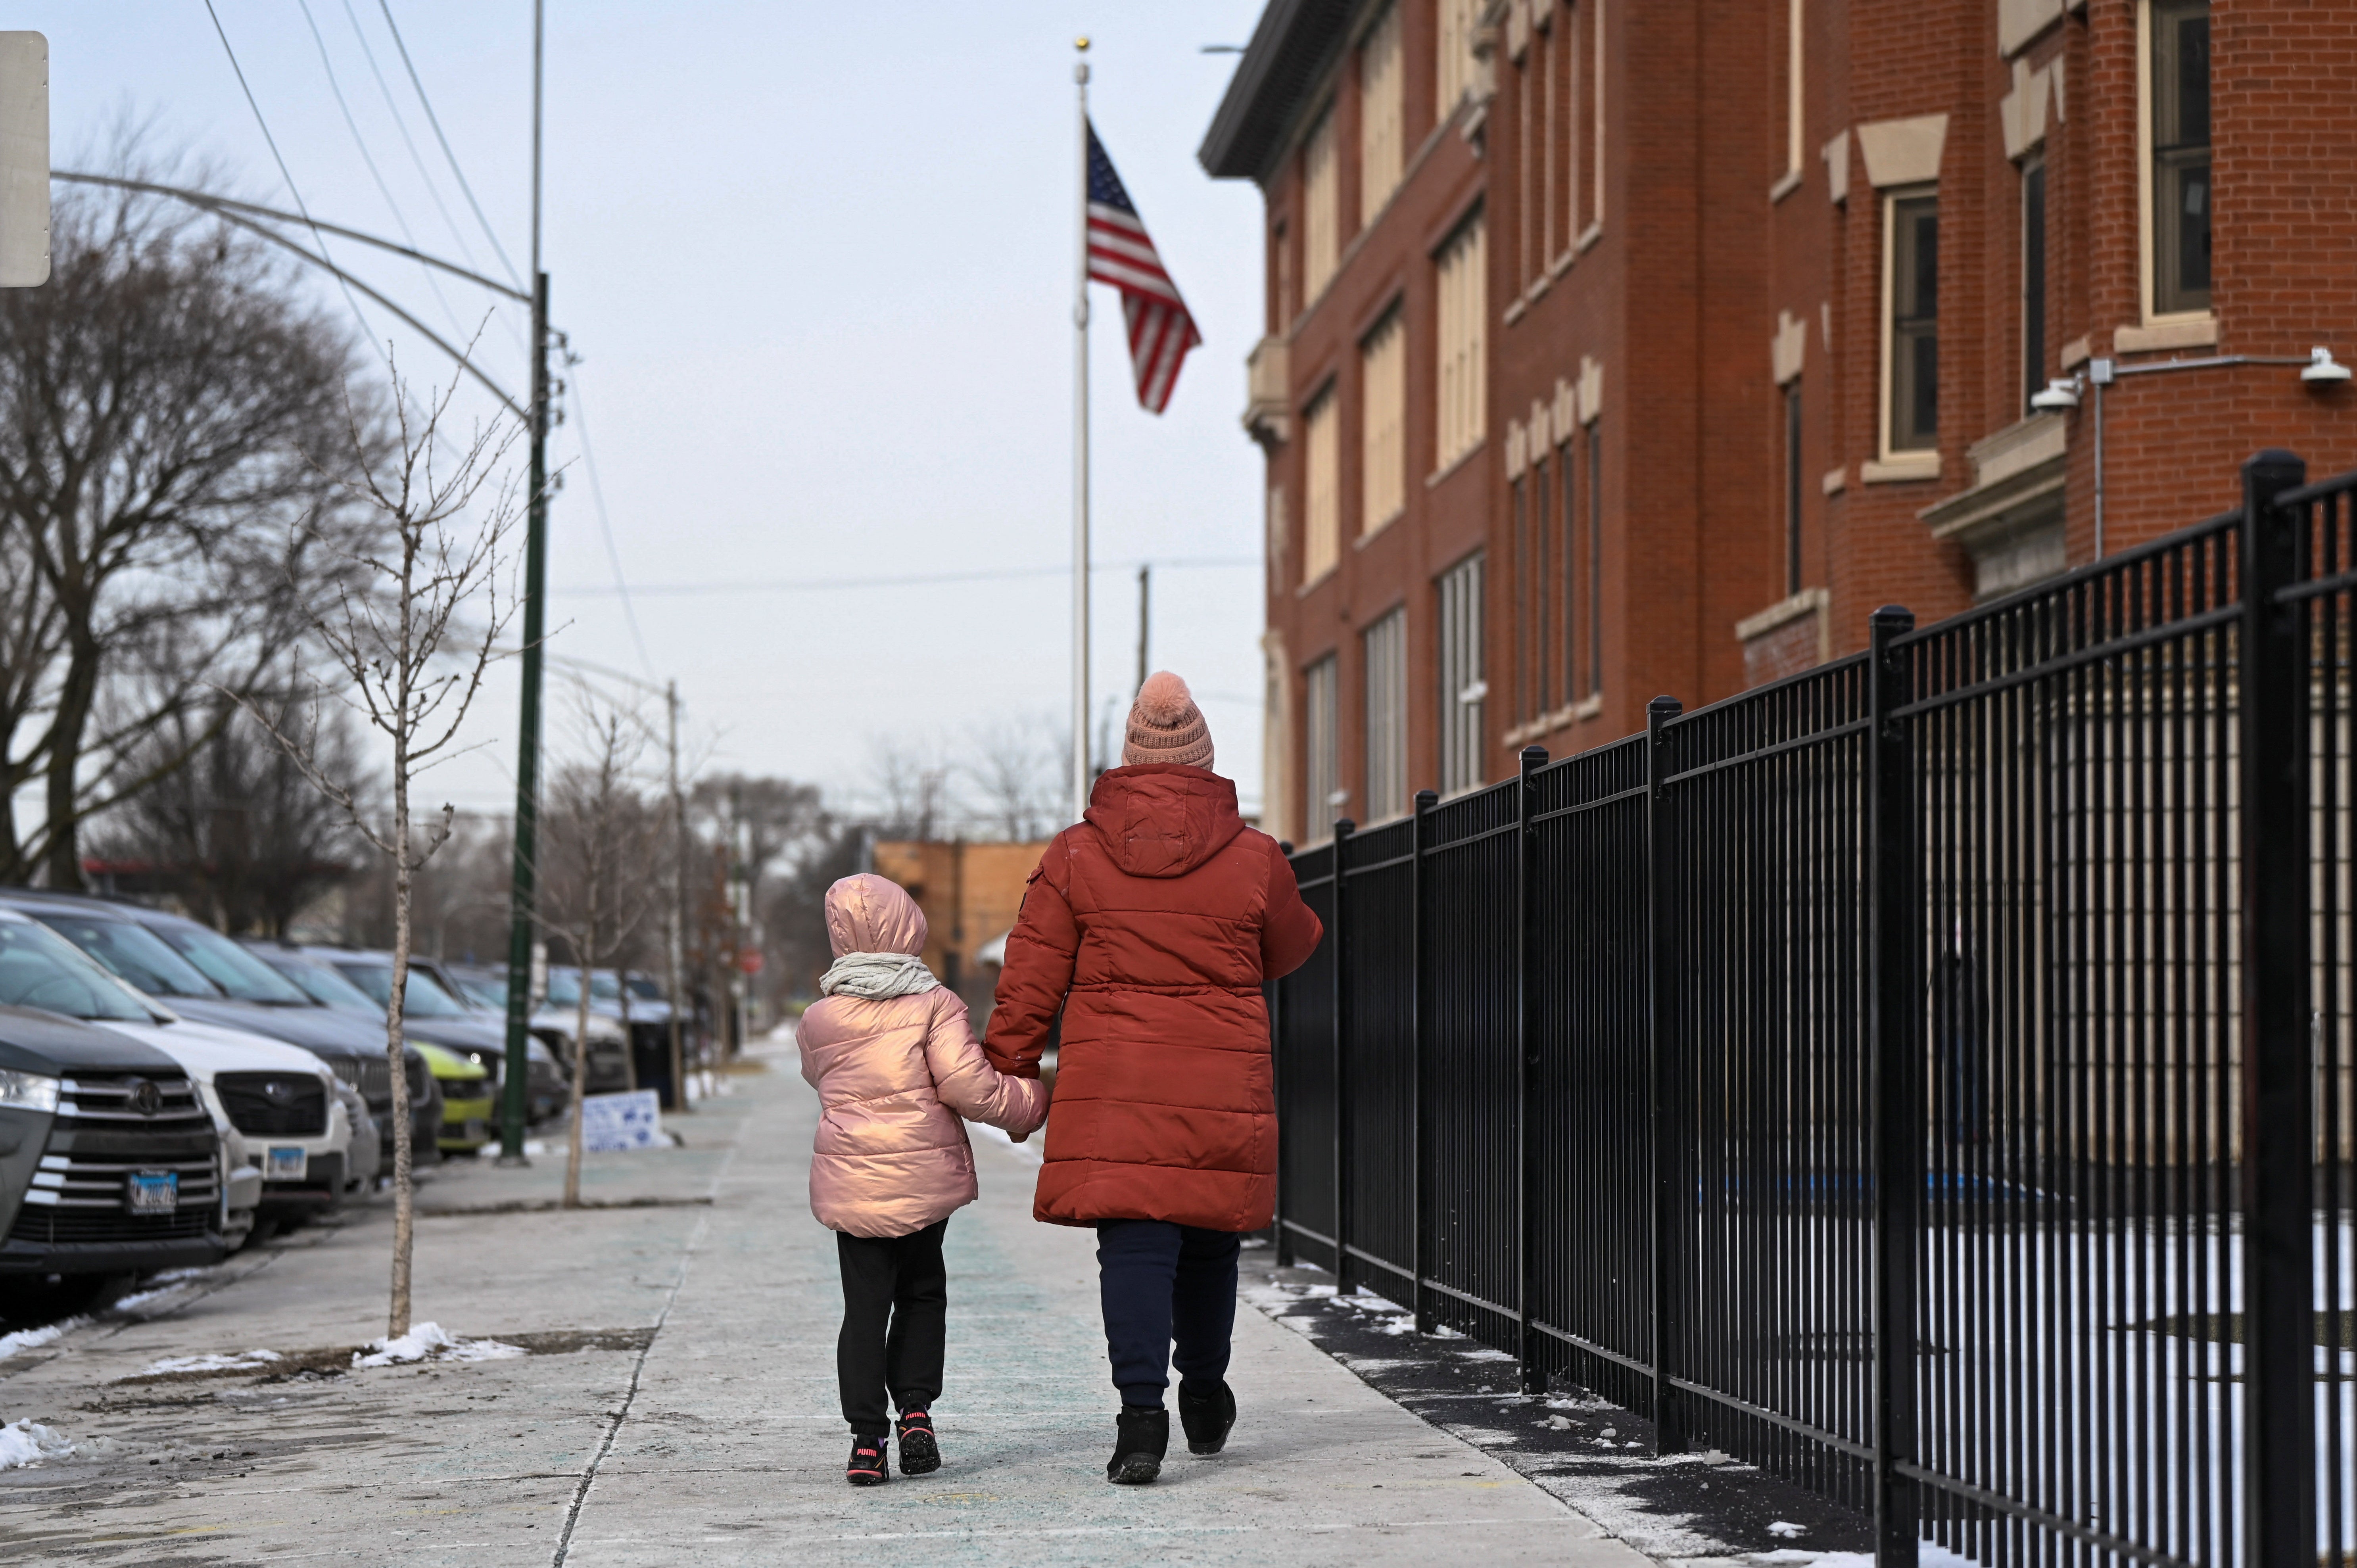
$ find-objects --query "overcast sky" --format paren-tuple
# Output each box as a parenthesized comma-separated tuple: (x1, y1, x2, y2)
(29, 2, 1271, 826)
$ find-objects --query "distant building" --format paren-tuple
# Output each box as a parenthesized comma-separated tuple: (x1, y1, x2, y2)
(1202, 0, 2357, 846)
(869, 840, 1050, 1023)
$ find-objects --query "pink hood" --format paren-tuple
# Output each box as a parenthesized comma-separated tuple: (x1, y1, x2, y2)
(796, 876, 1048, 1238)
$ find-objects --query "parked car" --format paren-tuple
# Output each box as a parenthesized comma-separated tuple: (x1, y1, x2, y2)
(0, 892, 441, 1175)
(0, 912, 262, 1251)
(248, 945, 566, 1125)
(543, 966, 657, 1098)
(443, 962, 508, 1012)
(412, 1042, 493, 1153)
(0, 1002, 225, 1278)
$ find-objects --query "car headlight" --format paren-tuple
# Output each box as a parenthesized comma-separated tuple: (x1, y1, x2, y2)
(0, 1069, 60, 1113)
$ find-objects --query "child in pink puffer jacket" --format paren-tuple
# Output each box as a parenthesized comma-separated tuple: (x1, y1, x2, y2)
(795, 873, 1048, 1486)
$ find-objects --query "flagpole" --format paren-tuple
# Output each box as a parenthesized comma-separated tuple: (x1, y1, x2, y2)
(1071, 38, 1093, 825)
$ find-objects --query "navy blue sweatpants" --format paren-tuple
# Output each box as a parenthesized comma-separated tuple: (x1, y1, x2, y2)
(1094, 1219, 1242, 1409)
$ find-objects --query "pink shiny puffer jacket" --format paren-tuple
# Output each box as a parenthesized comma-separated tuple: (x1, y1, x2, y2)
(796, 874, 1049, 1238)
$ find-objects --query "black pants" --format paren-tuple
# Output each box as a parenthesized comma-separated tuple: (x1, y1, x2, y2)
(1095, 1219, 1241, 1409)
(836, 1219, 948, 1434)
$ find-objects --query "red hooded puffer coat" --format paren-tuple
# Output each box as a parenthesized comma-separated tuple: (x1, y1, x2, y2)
(985, 764, 1323, 1232)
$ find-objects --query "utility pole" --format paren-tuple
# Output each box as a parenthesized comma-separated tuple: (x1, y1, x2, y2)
(1070, 37, 1092, 825)
(498, 0, 549, 1164)
(664, 680, 690, 1111)
(1136, 562, 1150, 695)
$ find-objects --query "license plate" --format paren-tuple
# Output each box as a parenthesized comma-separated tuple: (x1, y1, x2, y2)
(127, 1171, 178, 1214)
(266, 1147, 308, 1181)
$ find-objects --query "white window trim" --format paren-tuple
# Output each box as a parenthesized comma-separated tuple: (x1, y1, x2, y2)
(1877, 184, 1940, 469)
(2135, 0, 2214, 331)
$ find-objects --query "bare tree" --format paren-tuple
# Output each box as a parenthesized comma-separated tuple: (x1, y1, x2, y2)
(247, 360, 519, 1338)
(537, 693, 664, 1207)
(0, 173, 380, 886)
(90, 685, 370, 935)
(963, 711, 1068, 841)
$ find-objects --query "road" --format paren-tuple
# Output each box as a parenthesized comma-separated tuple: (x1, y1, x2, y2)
(0, 1042, 1659, 1567)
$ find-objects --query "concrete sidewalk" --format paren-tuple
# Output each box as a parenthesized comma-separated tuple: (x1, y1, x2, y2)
(0, 1049, 1656, 1566)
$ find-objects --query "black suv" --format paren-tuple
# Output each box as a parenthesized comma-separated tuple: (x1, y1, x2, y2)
(0, 1005, 225, 1276)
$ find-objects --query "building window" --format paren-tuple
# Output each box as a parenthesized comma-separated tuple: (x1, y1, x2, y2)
(1303, 387, 1340, 583)
(1435, 215, 1486, 469)
(1361, 309, 1406, 534)
(2146, 0, 2211, 318)
(1303, 106, 1339, 305)
(1361, 3, 1405, 219)
(1438, 553, 1485, 796)
(1363, 609, 1407, 823)
(1511, 474, 1531, 720)
(1883, 191, 1939, 455)
(2022, 157, 2047, 413)
(1589, 0, 1607, 231)
(1586, 420, 1603, 696)
(1784, 383, 1803, 596)
(1303, 655, 1340, 843)
(1438, 0, 1479, 118)
(1274, 219, 1294, 326)
(1532, 449, 1551, 716)
(1783, 0, 1804, 179)
(1559, 435, 1578, 701)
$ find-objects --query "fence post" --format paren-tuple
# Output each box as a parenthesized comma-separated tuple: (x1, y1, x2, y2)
(1516, 745, 1549, 1395)
(1274, 841, 1294, 1268)
(1332, 818, 1355, 1286)
(1411, 789, 1437, 1334)
(1644, 695, 1682, 1453)
(2239, 448, 2311, 1568)
(1867, 604, 1919, 1568)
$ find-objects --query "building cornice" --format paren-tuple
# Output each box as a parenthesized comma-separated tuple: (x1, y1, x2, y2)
(1199, 0, 1360, 184)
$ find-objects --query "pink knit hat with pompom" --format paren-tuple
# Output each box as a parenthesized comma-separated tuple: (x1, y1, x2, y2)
(1123, 671, 1213, 769)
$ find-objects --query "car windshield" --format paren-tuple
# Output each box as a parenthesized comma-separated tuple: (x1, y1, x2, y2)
(545, 969, 622, 1007)
(0, 919, 155, 1022)
(260, 954, 379, 1015)
(30, 912, 220, 999)
(455, 974, 507, 1010)
(335, 961, 469, 1018)
(154, 922, 314, 1005)
(625, 976, 664, 1001)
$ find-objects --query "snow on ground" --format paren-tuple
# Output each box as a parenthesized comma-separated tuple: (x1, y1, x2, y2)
(353, 1323, 524, 1368)
(0, 1318, 85, 1363)
(110, 1267, 217, 1315)
(0, 1421, 79, 1470)
(136, 1349, 283, 1377)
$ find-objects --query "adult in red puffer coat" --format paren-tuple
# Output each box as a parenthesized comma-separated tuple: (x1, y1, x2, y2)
(987, 671, 1322, 1485)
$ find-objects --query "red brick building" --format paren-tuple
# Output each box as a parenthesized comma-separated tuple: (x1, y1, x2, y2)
(1202, 0, 2357, 846)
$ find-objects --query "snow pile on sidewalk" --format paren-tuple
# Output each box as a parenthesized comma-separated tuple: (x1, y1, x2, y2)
(111, 1267, 217, 1316)
(0, 1318, 86, 1364)
(0, 1421, 79, 1471)
(353, 1322, 524, 1368)
(137, 1349, 283, 1377)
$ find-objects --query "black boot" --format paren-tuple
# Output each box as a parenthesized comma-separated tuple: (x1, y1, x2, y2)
(1106, 1405, 1168, 1485)
(895, 1409, 940, 1475)
(846, 1432, 890, 1486)
(1177, 1378, 1235, 1456)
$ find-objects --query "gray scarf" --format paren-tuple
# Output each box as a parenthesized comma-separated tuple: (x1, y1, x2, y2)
(819, 951, 940, 1000)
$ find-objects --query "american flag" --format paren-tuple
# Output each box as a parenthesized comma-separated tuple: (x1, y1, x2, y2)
(1087, 121, 1200, 415)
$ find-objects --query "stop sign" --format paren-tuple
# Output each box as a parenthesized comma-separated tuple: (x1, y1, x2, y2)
(737, 949, 764, 975)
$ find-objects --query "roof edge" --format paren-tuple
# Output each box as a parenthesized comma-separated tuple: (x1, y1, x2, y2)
(1197, 0, 1358, 183)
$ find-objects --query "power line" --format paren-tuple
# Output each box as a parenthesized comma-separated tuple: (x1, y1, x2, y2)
(546, 558, 1259, 599)
(338, 0, 489, 283)
(562, 366, 656, 680)
(202, 0, 379, 349)
(377, 0, 525, 290)
(298, 0, 470, 344)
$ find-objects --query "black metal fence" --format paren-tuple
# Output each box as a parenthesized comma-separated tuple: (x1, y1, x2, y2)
(1271, 450, 2357, 1568)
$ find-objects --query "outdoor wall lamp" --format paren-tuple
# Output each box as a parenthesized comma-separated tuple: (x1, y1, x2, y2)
(2301, 347, 2353, 385)
(2030, 376, 2083, 412)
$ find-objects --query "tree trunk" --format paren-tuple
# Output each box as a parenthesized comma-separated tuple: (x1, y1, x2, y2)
(385, 761, 417, 1339)
(40, 631, 101, 889)
(563, 922, 596, 1209)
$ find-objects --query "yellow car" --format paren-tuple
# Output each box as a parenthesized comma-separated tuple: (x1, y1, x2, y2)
(415, 1042, 493, 1153)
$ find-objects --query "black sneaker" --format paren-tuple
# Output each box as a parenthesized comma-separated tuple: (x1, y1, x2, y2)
(1177, 1378, 1236, 1456)
(896, 1409, 940, 1475)
(1106, 1405, 1168, 1485)
(846, 1432, 890, 1486)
